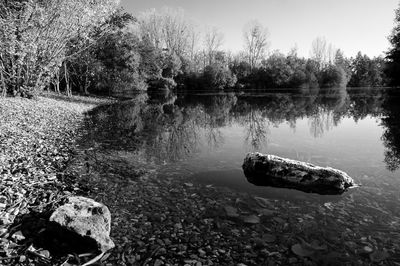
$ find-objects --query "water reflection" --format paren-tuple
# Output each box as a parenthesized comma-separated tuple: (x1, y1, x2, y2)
(84, 87, 400, 172)
(381, 89, 400, 171)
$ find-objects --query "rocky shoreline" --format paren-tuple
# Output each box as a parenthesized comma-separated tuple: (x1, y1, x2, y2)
(0, 95, 397, 265)
(0, 95, 112, 265)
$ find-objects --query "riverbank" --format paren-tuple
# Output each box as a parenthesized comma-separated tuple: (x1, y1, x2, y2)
(1, 94, 397, 265)
(0, 95, 111, 265)
(75, 98, 398, 266)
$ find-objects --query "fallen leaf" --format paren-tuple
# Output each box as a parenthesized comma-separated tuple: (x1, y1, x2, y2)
(12, 231, 25, 241)
(362, 246, 373, 254)
(291, 243, 314, 257)
(370, 249, 389, 262)
(0, 196, 7, 209)
(224, 206, 239, 218)
(39, 249, 50, 258)
(243, 215, 260, 224)
(273, 217, 285, 224)
(262, 234, 276, 243)
(255, 208, 276, 216)
(309, 240, 327, 251)
(254, 197, 273, 208)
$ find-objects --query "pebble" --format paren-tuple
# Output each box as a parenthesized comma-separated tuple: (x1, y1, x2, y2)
(154, 259, 163, 266)
(224, 206, 239, 218)
(0, 228, 7, 235)
(253, 238, 266, 248)
(174, 223, 183, 229)
(363, 246, 373, 253)
(158, 248, 167, 255)
(19, 255, 26, 263)
(12, 231, 25, 241)
(243, 215, 260, 224)
(198, 248, 206, 256)
(39, 250, 50, 258)
(0, 196, 7, 209)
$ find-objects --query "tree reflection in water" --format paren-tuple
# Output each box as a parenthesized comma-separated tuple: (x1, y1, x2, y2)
(240, 106, 270, 150)
(308, 87, 347, 138)
(84, 87, 400, 171)
(381, 89, 400, 171)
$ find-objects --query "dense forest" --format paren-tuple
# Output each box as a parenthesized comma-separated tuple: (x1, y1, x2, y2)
(1, 0, 400, 98)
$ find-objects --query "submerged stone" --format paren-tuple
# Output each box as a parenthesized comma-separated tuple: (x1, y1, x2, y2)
(242, 152, 355, 195)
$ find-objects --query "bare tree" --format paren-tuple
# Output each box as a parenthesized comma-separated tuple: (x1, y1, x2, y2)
(138, 9, 163, 50)
(326, 43, 337, 65)
(310, 37, 327, 69)
(188, 25, 199, 62)
(139, 8, 196, 58)
(204, 27, 224, 65)
(243, 20, 269, 70)
(161, 8, 190, 57)
(310, 37, 338, 70)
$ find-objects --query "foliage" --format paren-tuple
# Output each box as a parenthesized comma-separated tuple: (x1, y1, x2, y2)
(0, 0, 119, 97)
(386, 3, 400, 86)
(319, 65, 347, 88)
(202, 63, 237, 90)
(68, 14, 145, 96)
(233, 51, 318, 89)
(348, 52, 386, 87)
(381, 90, 400, 171)
(230, 60, 252, 82)
(63, 11, 185, 96)
(178, 61, 237, 91)
(262, 52, 294, 87)
(0, 4, 391, 98)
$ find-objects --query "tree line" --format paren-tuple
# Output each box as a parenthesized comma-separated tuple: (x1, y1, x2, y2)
(1, 2, 400, 98)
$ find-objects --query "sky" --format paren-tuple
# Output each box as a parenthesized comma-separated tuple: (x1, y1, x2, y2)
(121, 0, 399, 58)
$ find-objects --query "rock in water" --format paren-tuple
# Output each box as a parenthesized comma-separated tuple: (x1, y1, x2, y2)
(50, 196, 114, 252)
(242, 153, 354, 195)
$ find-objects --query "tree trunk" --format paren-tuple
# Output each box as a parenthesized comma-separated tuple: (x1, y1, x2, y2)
(64, 62, 71, 96)
(242, 152, 355, 195)
(83, 65, 90, 95)
(0, 67, 6, 97)
(34, 70, 44, 90)
(54, 69, 60, 94)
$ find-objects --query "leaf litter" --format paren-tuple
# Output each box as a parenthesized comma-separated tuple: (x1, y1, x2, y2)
(0, 95, 111, 265)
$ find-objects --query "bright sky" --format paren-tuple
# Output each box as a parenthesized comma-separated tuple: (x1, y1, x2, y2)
(121, 0, 399, 58)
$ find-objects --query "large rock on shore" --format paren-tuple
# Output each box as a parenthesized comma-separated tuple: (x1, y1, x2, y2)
(242, 153, 355, 195)
(50, 196, 114, 252)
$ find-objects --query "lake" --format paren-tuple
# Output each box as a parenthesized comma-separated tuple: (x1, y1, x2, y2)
(82, 87, 400, 264)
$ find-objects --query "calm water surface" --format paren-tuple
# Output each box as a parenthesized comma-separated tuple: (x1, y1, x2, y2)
(89, 88, 400, 200)
(145, 89, 399, 201)
(85, 87, 400, 259)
